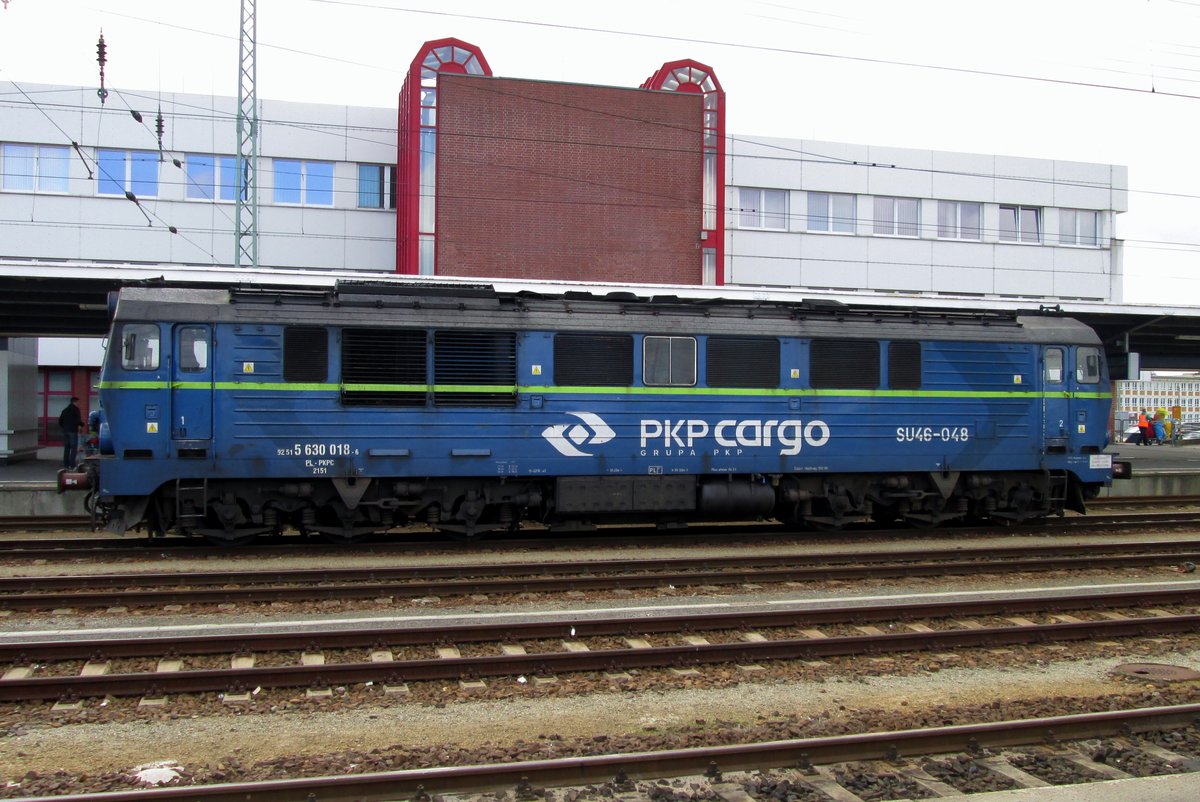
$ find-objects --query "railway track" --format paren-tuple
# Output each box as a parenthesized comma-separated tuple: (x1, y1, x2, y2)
(3, 507, 1200, 560)
(0, 538, 1198, 611)
(1, 586, 1197, 702)
(5, 703, 1198, 801)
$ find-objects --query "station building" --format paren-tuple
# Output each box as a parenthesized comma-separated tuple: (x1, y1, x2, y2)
(0, 38, 1129, 459)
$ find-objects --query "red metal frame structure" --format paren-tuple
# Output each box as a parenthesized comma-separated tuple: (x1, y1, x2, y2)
(642, 60, 726, 286)
(396, 38, 491, 275)
(397, 42, 723, 284)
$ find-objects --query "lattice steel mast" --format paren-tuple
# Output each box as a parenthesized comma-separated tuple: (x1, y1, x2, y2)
(234, 0, 258, 268)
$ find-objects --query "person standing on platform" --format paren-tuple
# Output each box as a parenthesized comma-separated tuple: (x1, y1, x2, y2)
(1137, 409, 1151, 446)
(58, 396, 83, 469)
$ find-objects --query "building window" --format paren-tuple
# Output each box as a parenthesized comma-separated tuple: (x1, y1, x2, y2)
(736, 187, 787, 230)
(999, 205, 1041, 243)
(357, 164, 396, 209)
(273, 159, 334, 206)
(643, 336, 696, 387)
(1060, 209, 1099, 247)
(2, 143, 69, 193)
(806, 192, 855, 233)
(873, 197, 920, 237)
(97, 149, 158, 197)
(937, 201, 982, 240)
(185, 154, 239, 201)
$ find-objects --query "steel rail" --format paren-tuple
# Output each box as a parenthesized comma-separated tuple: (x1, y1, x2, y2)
(1, 544, 1199, 610)
(3, 585, 1199, 662)
(0, 612, 1197, 702)
(1, 705, 1198, 802)
(1, 506, 1200, 549)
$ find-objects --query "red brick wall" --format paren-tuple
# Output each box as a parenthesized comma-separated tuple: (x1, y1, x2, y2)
(435, 74, 703, 285)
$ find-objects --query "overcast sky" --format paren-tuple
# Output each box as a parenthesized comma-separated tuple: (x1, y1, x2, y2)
(2, 0, 1198, 305)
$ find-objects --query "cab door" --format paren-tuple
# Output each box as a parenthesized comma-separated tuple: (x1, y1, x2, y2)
(171, 325, 212, 441)
(1042, 346, 1069, 453)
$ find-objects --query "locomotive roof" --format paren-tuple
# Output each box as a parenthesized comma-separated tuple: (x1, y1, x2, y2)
(111, 285, 1101, 345)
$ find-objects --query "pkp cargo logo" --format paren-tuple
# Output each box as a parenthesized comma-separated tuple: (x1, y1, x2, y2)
(542, 412, 615, 457)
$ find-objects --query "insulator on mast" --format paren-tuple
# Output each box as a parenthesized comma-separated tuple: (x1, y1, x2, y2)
(96, 31, 108, 104)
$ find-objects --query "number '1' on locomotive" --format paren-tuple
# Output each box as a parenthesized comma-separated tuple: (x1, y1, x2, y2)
(63, 284, 1118, 543)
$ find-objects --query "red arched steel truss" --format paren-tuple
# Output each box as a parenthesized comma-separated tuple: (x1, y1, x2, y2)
(396, 38, 491, 275)
(642, 60, 726, 285)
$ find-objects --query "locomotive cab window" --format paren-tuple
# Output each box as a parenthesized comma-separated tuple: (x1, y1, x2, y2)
(178, 327, 209, 372)
(119, 324, 159, 371)
(1045, 348, 1064, 384)
(810, 339, 879, 389)
(1076, 347, 1102, 384)
(643, 336, 696, 386)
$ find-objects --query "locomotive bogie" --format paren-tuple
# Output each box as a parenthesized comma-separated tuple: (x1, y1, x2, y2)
(83, 286, 1117, 541)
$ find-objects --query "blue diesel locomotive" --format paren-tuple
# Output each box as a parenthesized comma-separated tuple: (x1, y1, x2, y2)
(67, 284, 1117, 542)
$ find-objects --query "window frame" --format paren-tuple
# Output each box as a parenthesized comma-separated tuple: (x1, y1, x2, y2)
(1059, 208, 1099, 247)
(185, 154, 240, 202)
(642, 336, 697, 387)
(936, 200, 982, 240)
(273, 159, 335, 207)
(1045, 347, 1065, 384)
(357, 163, 397, 209)
(1076, 346, 1102, 384)
(805, 191, 856, 233)
(999, 204, 1042, 244)
(119, 323, 160, 371)
(97, 149, 159, 198)
(1, 143, 69, 193)
(872, 196, 920, 237)
(735, 187, 788, 230)
(177, 326, 210, 373)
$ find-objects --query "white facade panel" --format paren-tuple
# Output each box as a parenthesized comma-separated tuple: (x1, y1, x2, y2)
(931, 264, 994, 295)
(1053, 271, 1109, 300)
(867, 146, 933, 198)
(727, 255, 799, 287)
(802, 258, 867, 291)
(1053, 160, 1117, 211)
(800, 141, 871, 195)
(993, 244, 1055, 296)
(930, 151, 995, 202)
(867, 238, 934, 292)
(994, 155, 1055, 207)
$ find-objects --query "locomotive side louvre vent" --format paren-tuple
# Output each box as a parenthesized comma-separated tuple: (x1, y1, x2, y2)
(811, 339, 880, 390)
(433, 330, 517, 407)
(553, 334, 633, 386)
(707, 337, 781, 388)
(888, 341, 922, 390)
(284, 326, 329, 383)
(341, 328, 427, 407)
